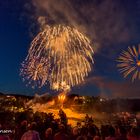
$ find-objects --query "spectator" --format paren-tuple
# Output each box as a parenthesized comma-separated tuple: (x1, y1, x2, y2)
(14, 120, 27, 140)
(87, 126, 96, 140)
(54, 124, 69, 140)
(76, 127, 87, 140)
(44, 128, 53, 140)
(93, 136, 101, 140)
(21, 122, 41, 140)
(127, 127, 140, 140)
(116, 126, 127, 140)
(105, 126, 117, 140)
(72, 127, 80, 140)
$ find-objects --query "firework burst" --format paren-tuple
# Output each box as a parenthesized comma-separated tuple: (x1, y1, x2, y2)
(21, 25, 94, 91)
(20, 56, 50, 88)
(117, 45, 140, 82)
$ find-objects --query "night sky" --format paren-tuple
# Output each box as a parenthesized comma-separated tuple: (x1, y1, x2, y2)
(0, 0, 140, 97)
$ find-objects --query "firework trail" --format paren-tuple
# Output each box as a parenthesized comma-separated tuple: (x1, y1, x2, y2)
(21, 25, 94, 91)
(117, 45, 140, 82)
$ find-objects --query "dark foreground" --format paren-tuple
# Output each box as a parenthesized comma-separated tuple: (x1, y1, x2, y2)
(0, 109, 140, 140)
(0, 94, 140, 140)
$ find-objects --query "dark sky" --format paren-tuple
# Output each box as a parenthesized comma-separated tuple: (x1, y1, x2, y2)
(0, 0, 140, 97)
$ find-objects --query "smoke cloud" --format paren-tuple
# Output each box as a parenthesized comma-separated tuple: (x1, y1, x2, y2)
(31, 0, 137, 51)
(79, 76, 140, 98)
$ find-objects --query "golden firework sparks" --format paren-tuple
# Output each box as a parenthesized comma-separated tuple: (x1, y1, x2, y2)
(21, 25, 94, 90)
(117, 45, 140, 82)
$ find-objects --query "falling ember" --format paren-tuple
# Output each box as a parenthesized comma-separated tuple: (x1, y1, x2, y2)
(117, 44, 140, 82)
(20, 25, 94, 91)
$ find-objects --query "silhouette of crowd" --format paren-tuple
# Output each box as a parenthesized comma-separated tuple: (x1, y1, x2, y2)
(0, 110, 140, 140)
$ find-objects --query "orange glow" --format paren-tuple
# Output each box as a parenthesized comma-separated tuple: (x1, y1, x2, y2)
(137, 61, 140, 66)
(58, 94, 66, 102)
